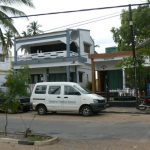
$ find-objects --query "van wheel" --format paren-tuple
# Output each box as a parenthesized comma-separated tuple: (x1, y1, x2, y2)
(80, 106, 92, 116)
(37, 105, 47, 115)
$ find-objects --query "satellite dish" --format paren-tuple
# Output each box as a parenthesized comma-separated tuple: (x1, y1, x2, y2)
(70, 30, 78, 40)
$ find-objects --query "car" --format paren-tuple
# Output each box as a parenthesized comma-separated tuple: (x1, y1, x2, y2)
(31, 82, 106, 116)
(0, 96, 31, 113)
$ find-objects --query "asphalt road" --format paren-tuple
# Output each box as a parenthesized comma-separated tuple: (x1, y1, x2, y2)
(1, 111, 150, 140)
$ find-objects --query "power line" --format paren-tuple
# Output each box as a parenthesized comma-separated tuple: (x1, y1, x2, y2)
(44, 12, 120, 32)
(57, 14, 119, 31)
(3, 2, 150, 19)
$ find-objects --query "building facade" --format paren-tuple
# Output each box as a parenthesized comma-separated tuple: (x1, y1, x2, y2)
(90, 51, 150, 96)
(0, 44, 11, 87)
(13, 29, 94, 89)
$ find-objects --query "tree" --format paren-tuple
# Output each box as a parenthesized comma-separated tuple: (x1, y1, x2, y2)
(22, 21, 43, 37)
(118, 53, 150, 94)
(27, 21, 43, 35)
(2, 30, 14, 58)
(5, 65, 31, 97)
(0, 0, 34, 58)
(0, 65, 31, 135)
(111, 6, 150, 51)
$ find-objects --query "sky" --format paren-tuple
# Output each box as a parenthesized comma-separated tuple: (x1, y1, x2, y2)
(13, 0, 145, 53)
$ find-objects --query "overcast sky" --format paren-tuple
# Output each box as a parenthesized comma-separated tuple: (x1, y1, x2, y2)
(14, 0, 145, 53)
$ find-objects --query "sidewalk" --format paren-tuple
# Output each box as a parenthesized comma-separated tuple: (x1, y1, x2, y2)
(102, 106, 150, 114)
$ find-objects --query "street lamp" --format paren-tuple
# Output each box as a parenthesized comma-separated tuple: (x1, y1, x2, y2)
(129, 5, 138, 102)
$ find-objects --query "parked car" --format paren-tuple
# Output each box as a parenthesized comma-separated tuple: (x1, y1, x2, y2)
(31, 82, 106, 116)
(0, 96, 31, 113)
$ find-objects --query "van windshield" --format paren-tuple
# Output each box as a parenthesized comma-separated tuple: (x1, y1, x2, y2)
(73, 85, 91, 94)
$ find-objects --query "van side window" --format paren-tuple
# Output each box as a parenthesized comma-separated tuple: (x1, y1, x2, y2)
(64, 86, 80, 95)
(35, 85, 47, 94)
(48, 86, 61, 95)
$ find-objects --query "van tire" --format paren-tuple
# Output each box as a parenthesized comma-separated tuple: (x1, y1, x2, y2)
(80, 105, 92, 116)
(37, 105, 47, 115)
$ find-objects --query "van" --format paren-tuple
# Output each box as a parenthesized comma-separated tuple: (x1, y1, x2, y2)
(30, 82, 106, 116)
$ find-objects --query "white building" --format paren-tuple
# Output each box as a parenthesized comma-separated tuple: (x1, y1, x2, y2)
(0, 44, 11, 86)
(13, 29, 95, 88)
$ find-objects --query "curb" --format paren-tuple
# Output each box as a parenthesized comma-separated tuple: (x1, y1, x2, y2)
(0, 136, 59, 145)
(102, 109, 150, 115)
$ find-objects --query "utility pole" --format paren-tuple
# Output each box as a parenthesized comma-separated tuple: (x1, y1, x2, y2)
(129, 5, 138, 102)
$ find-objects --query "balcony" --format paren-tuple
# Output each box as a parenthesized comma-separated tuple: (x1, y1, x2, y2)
(14, 51, 87, 67)
(18, 51, 78, 61)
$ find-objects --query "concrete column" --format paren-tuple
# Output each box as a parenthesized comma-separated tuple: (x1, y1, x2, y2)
(78, 30, 81, 56)
(74, 66, 78, 82)
(66, 29, 70, 57)
(66, 66, 70, 82)
(43, 73, 47, 82)
(66, 29, 70, 82)
(14, 37, 17, 64)
(122, 68, 126, 89)
(97, 71, 101, 92)
(91, 58, 96, 93)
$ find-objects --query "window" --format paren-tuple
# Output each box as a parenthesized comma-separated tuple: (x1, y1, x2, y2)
(84, 43, 90, 53)
(35, 85, 47, 94)
(79, 72, 83, 82)
(31, 74, 43, 84)
(48, 86, 61, 95)
(64, 86, 79, 95)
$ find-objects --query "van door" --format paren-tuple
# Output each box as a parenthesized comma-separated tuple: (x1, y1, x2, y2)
(62, 85, 81, 111)
(31, 84, 47, 108)
(46, 85, 62, 111)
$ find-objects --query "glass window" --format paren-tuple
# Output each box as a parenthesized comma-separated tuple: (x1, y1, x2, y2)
(79, 72, 83, 82)
(84, 43, 90, 53)
(48, 86, 61, 95)
(64, 86, 79, 95)
(35, 85, 47, 94)
(73, 85, 90, 94)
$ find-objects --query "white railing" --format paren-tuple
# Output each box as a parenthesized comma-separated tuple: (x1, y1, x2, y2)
(18, 51, 78, 61)
(109, 88, 136, 96)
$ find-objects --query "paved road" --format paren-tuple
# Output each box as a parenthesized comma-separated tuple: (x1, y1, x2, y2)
(1, 111, 150, 140)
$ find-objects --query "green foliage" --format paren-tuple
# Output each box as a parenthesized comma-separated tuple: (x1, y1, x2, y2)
(0, 0, 34, 58)
(5, 65, 31, 97)
(111, 6, 150, 51)
(118, 53, 145, 68)
(117, 53, 148, 92)
(21, 21, 43, 37)
(0, 93, 20, 113)
(0, 65, 31, 113)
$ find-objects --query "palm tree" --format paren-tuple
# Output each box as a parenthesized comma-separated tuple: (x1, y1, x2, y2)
(27, 21, 43, 35)
(1, 30, 13, 58)
(0, 0, 34, 58)
(21, 31, 29, 37)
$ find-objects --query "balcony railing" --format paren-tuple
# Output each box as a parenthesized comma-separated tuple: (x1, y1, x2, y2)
(18, 51, 78, 61)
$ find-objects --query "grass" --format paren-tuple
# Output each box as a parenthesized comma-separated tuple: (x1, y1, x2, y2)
(27, 134, 52, 141)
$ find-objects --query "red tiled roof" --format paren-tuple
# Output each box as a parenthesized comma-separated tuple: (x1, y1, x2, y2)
(90, 51, 133, 59)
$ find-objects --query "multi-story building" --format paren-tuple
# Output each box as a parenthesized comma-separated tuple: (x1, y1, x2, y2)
(0, 44, 11, 87)
(13, 29, 95, 89)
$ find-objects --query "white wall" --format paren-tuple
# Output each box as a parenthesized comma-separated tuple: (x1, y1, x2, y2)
(0, 61, 11, 86)
(78, 64, 92, 87)
(0, 45, 2, 54)
(79, 29, 94, 64)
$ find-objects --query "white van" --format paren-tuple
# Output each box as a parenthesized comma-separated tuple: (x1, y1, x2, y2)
(31, 82, 106, 116)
